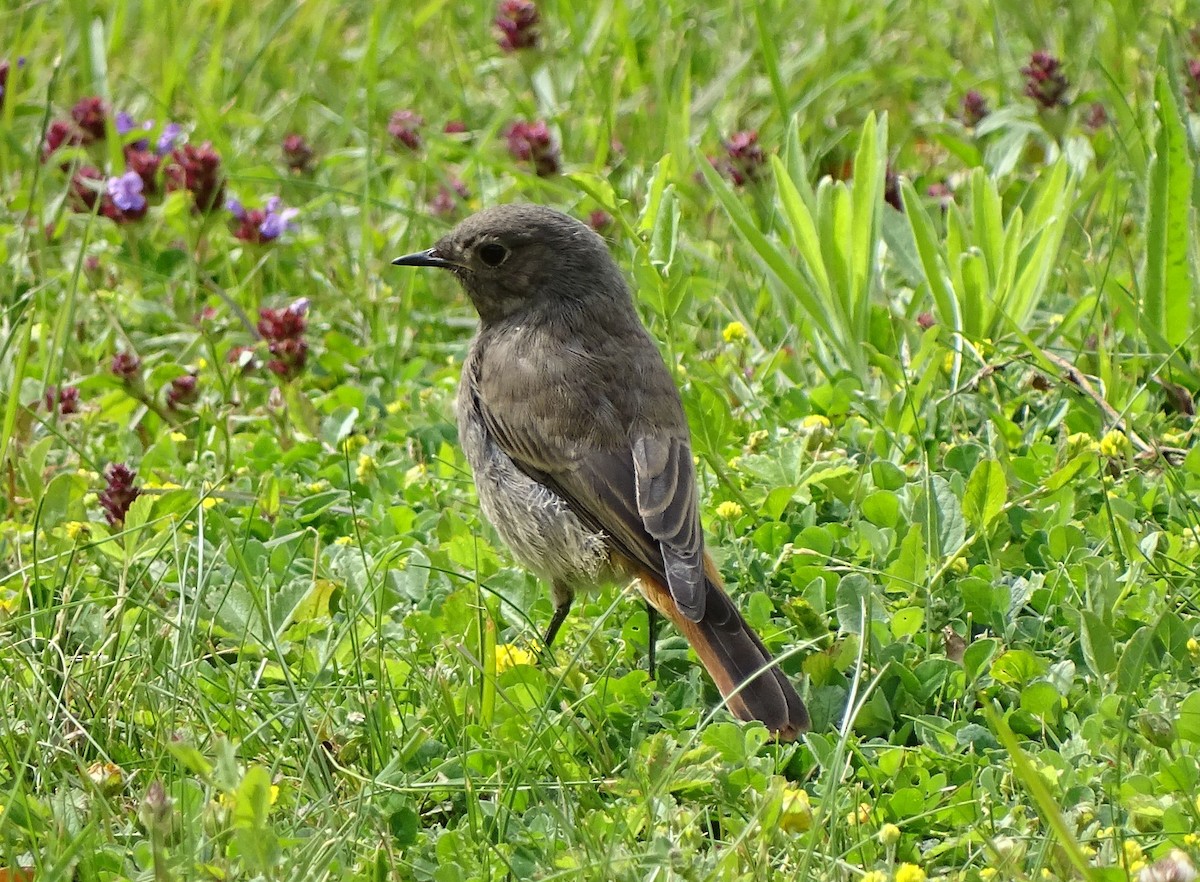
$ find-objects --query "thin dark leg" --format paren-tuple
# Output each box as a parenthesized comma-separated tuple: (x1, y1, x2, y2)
(540, 582, 573, 659)
(645, 602, 658, 681)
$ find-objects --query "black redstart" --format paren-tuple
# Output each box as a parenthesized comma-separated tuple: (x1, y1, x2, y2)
(393, 204, 809, 739)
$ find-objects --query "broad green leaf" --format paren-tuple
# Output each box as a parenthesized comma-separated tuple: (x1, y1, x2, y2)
(963, 459, 1006, 529)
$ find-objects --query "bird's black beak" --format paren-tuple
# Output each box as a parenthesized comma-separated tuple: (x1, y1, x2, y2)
(392, 248, 455, 269)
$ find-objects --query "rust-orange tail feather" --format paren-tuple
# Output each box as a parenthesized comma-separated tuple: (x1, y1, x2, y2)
(637, 554, 809, 740)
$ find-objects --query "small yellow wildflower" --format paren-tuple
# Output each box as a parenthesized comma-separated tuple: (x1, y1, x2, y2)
(340, 434, 368, 454)
(715, 501, 744, 520)
(307, 480, 330, 494)
(1183, 832, 1198, 847)
(333, 536, 353, 546)
(722, 321, 748, 343)
(356, 453, 376, 482)
(979, 870, 998, 881)
(65, 521, 90, 541)
(1040, 869, 1054, 880)
(861, 872, 888, 882)
(1099, 429, 1129, 459)
(894, 863, 926, 882)
(779, 786, 812, 834)
(386, 400, 405, 415)
(879, 823, 901, 846)
(800, 414, 831, 430)
(201, 497, 217, 510)
(847, 802, 871, 825)
(1186, 637, 1199, 658)
(196, 357, 208, 369)
(1065, 432, 1100, 456)
(495, 643, 538, 672)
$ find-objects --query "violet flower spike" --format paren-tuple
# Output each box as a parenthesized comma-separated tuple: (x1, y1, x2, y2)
(157, 122, 183, 156)
(258, 197, 299, 241)
(226, 197, 247, 220)
(107, 171, 147, 213)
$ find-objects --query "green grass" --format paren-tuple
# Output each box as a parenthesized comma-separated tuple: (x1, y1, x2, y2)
(3, 0, 1200, 879)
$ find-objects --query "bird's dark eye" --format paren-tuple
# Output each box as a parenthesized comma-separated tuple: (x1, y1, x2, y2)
(478, 242, 509, 267)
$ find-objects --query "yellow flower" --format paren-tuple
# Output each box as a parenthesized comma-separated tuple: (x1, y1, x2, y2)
(861, 872, 888, 882)
(340, 434, 368, 454)
(1099, 430, 1129, 458)
(879, 823, 901, 846)
(65, 521, 90, 541)
(715, 501, 744, 520)
(1123, 840, 1144, 865)
(979, 870, 998, 881)
(495, 643, 538, 672)
(169, 432, 187, 443)
(779, 786, 812, 834)
(1186, 637, 1199, 658)
(722, 321, 748, 343)
(847, 802, 871, 825)
(386, 400, 405, 415)
(894, 864, 926, 882)
(333, 536, 353, 546)
(87, 761, 124, 795)
(196, 357, 208, 369)
(356, 453, 376, 482)
(800, 414, 831, 430)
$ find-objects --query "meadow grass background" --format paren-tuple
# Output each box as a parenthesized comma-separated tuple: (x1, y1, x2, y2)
(3, 0, 1200, 879)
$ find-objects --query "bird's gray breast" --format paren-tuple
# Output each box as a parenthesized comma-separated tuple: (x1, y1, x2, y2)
(456, 351, 609, 586)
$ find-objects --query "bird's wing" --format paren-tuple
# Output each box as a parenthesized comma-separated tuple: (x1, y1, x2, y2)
(471, 346, 707, 620)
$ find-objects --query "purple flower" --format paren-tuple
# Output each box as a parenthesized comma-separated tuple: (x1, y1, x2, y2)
(111, 351, 142, 381)
(157, 122, 183, 155)
(388, 110, 424, 150)
(99, 463, 140, 526)
(166, 374, 198, 410)
(259, 196, 299, 240)
(258, 298, 310, 380)
(165, 142, 224, 212)
(45, 385, 80, 415)
(71, 96, 108, 142)
(1083, 102, 1108, 132)
(709, 130, 766, 187)
(281, 133, 315, 173)
(587, 210, 612, 232)
(1022, 51, 1069, 109)
(115, 111, 153, 149)
(504, 120, 560, 176)
(960, 90, 989, 127)
(227, 196, 298, 243)
(107, 171, 146, 213)
(495, 0, 540, 52)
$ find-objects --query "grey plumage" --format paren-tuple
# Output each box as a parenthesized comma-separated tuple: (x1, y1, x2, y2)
(393, 203, 809, 739)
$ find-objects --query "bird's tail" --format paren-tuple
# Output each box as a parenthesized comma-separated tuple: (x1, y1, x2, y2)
(638, 555, 810, 740)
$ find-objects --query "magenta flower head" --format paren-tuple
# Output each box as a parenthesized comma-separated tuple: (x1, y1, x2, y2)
(43, 119, 85, 162)
(258, 298, 310, 380)
(228, 196, 298, 243)
(495, 0, 539, 52)
(388, 110, 424, 150)
(166, 374, 199, 409)
(100, 463, 140, 526)
(281, 133, 315, 173)
(123, 146, 162, 196)
(71, 96, 108, 142)
(45, 385, 80, 415)
(165, 142, 225, 212)
(504, 119, 559, 176)
(443, 120, 468, 134)
(709, 130, 765, 187)
(1022, 51, 1069, 109)
(587, 210, 612, 232)
(959, 90, 989, 127)
(111, 351, 142, 382)
(1084, 102, 1108, 132)
(67, 166, 105, 212)
(429, 177, 470, 216)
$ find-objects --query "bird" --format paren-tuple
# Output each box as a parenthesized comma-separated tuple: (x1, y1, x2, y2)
(392, 203, 809, 739)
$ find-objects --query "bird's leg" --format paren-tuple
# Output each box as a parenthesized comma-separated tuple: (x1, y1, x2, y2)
(645, 602, 658, 682)
(540, 581, 574, 662)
